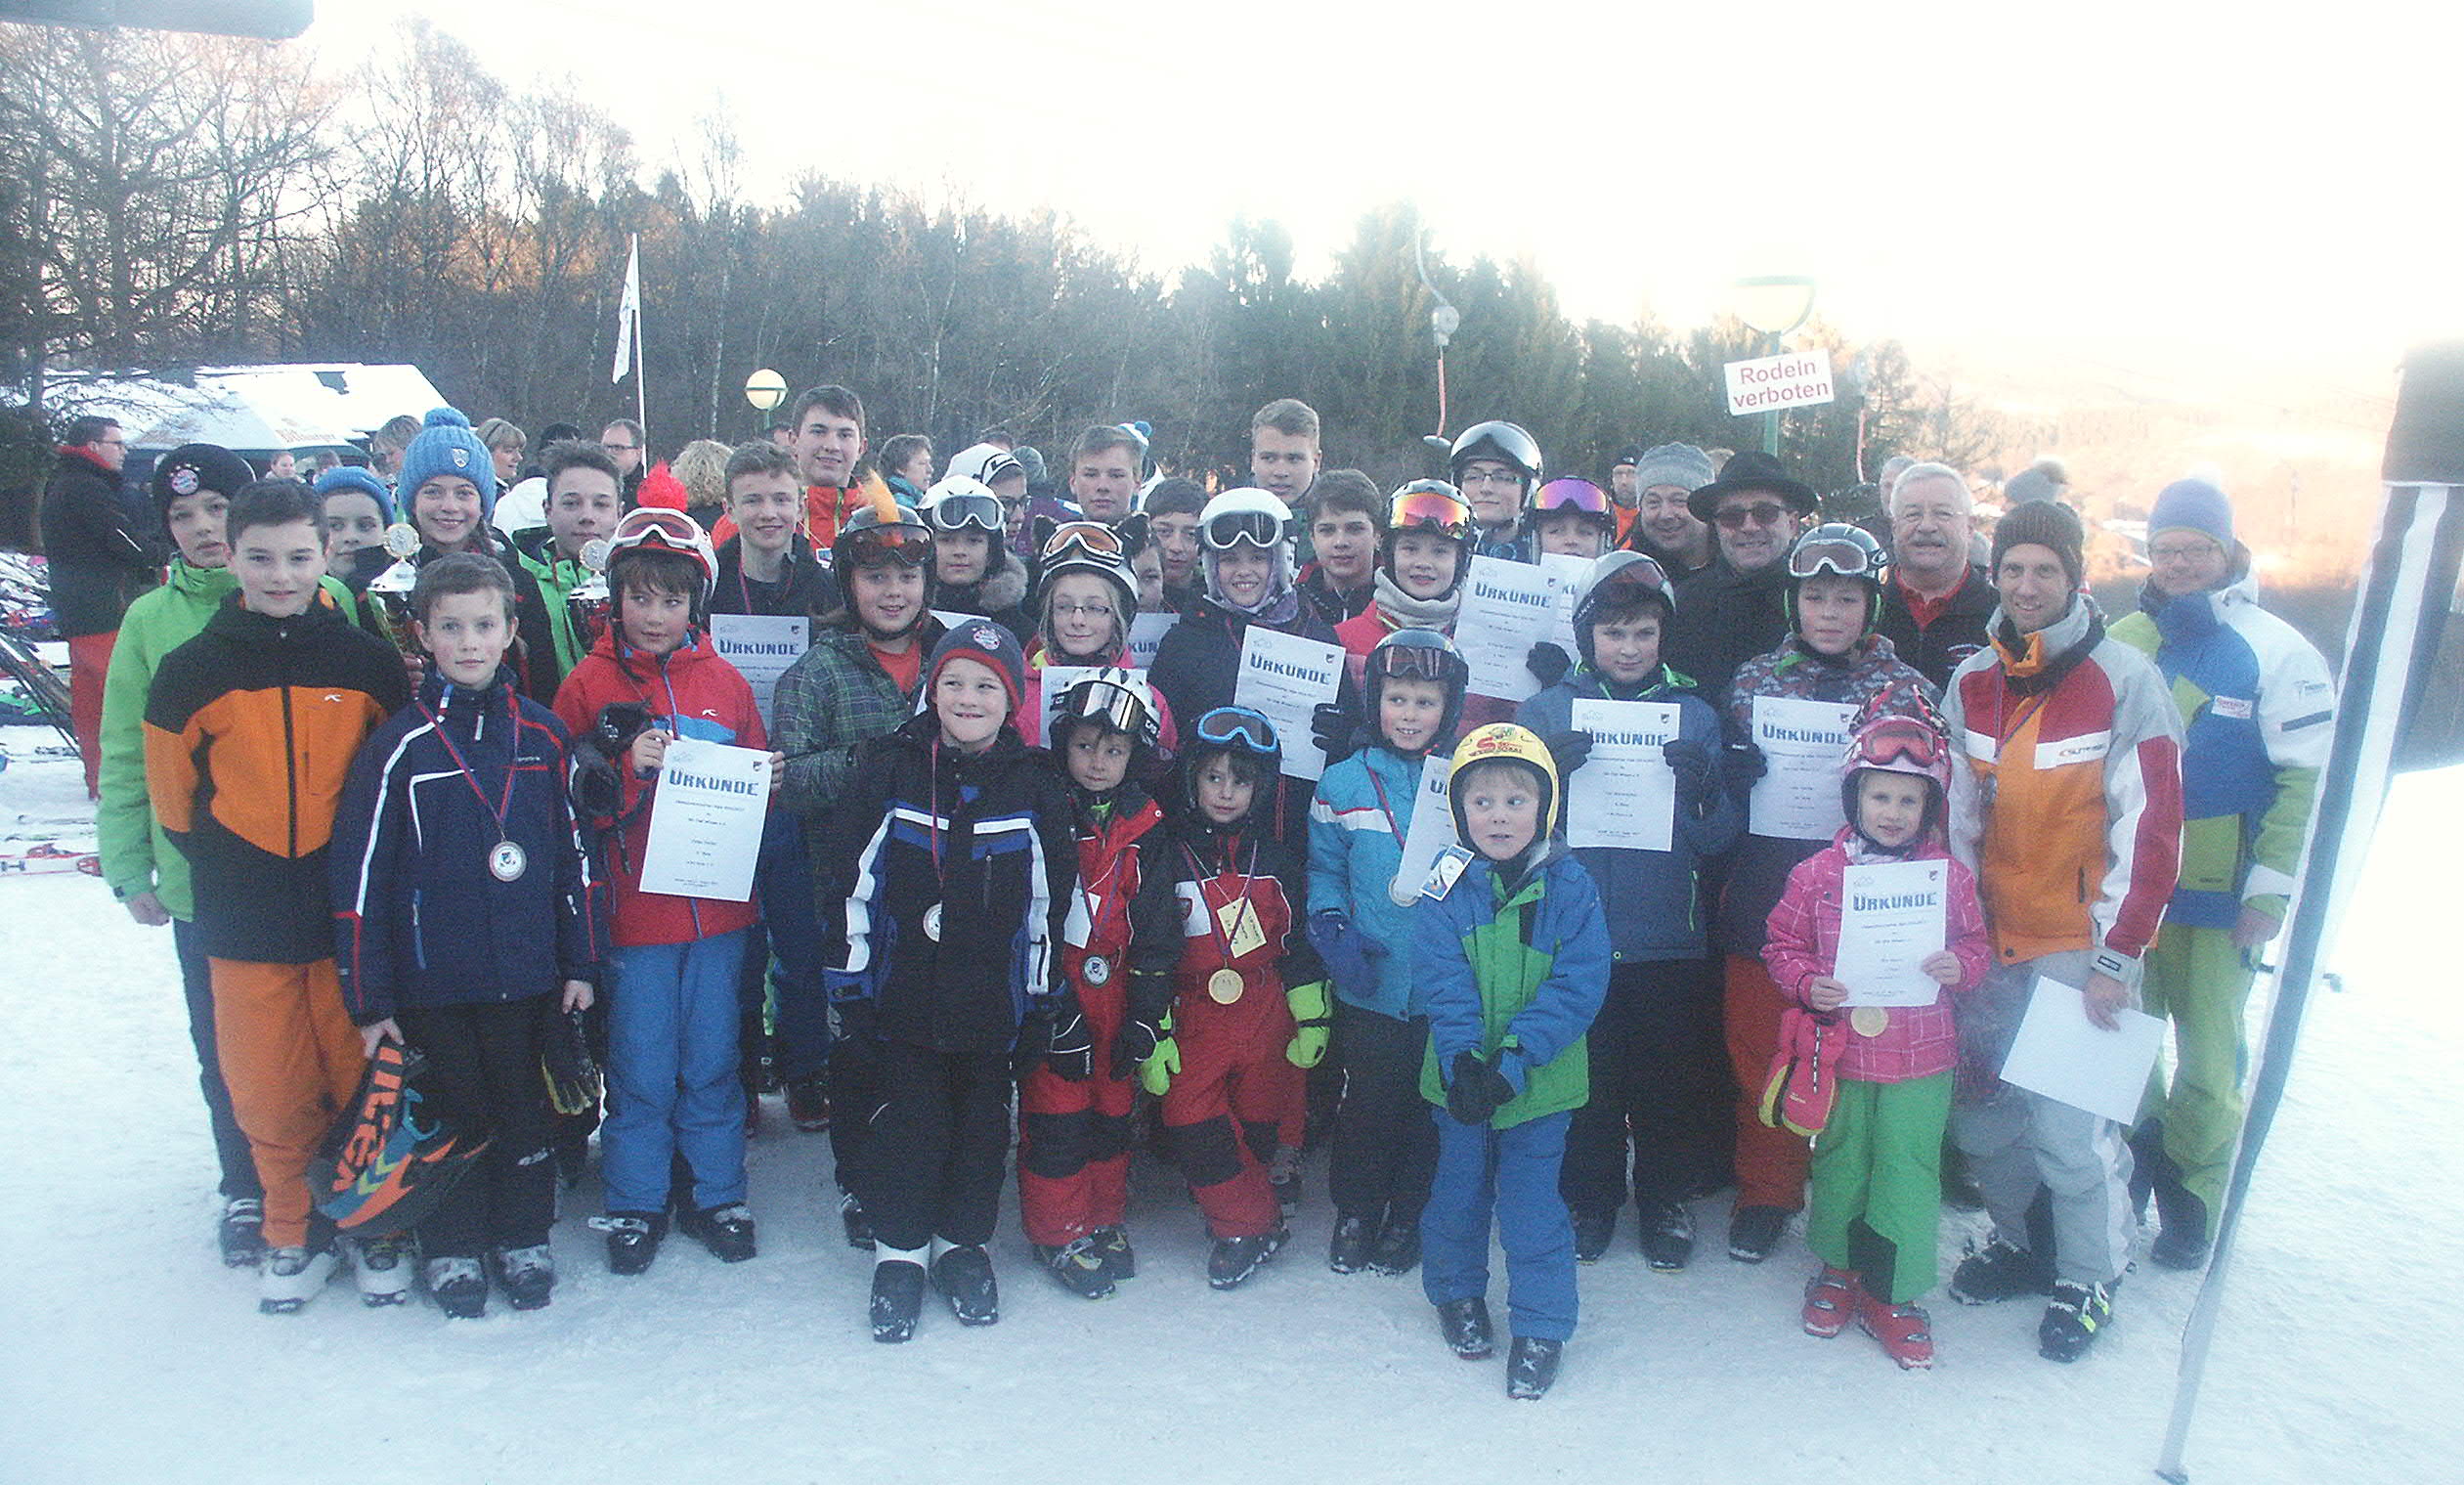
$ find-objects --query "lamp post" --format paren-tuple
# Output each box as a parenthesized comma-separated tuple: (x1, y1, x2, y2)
(744, 368, 787, 438)
(1731, 276, 1817, 456)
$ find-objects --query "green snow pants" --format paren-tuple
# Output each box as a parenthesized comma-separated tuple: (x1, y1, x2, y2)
(1807, 1071, 1952, 1304)
(2139, 921, 2257, 1240)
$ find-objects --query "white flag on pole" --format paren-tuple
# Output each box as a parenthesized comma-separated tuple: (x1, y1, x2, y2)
(611, 234, 640, 384)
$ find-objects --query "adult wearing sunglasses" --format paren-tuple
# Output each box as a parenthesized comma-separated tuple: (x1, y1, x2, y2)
(1714, 523, 1936, 1266)
(1664, 450, 1820, 702)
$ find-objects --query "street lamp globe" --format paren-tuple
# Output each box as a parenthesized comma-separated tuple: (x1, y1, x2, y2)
(744, 369, 788, 413)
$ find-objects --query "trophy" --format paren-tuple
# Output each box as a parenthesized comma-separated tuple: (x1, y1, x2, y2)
(567, 537, 614, 651)
(364, 523, 424, 653)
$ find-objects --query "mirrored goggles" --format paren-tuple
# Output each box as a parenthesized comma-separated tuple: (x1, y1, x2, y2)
(1389, 484, 1472, 536)
(1043, 520, 1125, 562)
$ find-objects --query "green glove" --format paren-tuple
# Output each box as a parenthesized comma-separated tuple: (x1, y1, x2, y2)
(1140, 1033, 1180, 1096)
(1284, 980, 1332, 1070)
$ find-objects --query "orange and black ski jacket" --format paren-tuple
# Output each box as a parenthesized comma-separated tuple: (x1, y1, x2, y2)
(144, 593, 411, 963)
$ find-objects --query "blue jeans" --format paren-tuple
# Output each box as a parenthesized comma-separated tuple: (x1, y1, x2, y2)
(604, 930, 750, 1215)
(1421, 1109, 1578, 1342)
(756, 813, 831, 1081)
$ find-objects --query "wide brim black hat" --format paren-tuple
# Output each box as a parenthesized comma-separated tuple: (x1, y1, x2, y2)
(1687, 450, 1821, 522)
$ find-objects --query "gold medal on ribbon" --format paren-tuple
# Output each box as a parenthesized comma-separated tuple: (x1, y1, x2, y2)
(1850, 1006, 1890, 1038)
(1207, 968, 1243, 1004)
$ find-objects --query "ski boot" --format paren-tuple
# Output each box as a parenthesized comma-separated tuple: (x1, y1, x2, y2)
(591, 1211, 667, 1276)
(1436, 1297, 1494, 1360)
(1206, 1227, 1288, 1290)
(1859, 1292, 1935, 1369)
(1949, 1235, 2053, 1305)
(353, 1233, 414, 1307)
(1727, 1204, 1787, 1264)
(1035, 1236, 1116, 1299)
(1642, 1199, 1696, 1272)
(257, 1244, 339, 1315)
(1367, 1215, 1420, 1277)
(425, 1256, 488, 1320)
(492, 1245, 555, 1311)
(2149, 1187, 2212, 1271)
(677, 1202, 758, 1263)
(218, 1197, 266, 1269)
(1801, 1264, 1861, 1338)
(1505, 1336, 1564, 1399)
(931, 1244, 1000, 1326)
(839, 1192, 875, 1251)
(1571, 1207, 1616, 1265)
(1328, 1213, 1375, 1275)
(786, 1072, 831, 1132)
(871, 1257, 928, 1343)
(2038, 1280, 2114, 1363)
(1092, 1225, 1136, 1280)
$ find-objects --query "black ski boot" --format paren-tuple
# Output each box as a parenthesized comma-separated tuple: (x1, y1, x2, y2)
(1367, 1215, 1420, 1276)
(424, 1256, 488, 1320)
(677, 1202, 758, 1263)
(1328, 1214, 1375, 1275)
(1506, 1335, 1564, 1399)
(1436, 1297, 1494, 1359)
(1641, 1199, 1696, 1272)
(1035, 1236, 1116, 1299)
(840, 1192, 875, 1251)
(1941, 1142, 1986, 1212)
(218, 1197, 266, 1269)
(1949, 1235, 2053, 1304)
(592, 1212, 667, 1276)
(1093, 1225, 1136, 1280)
(931, 1244, 1000, 1326)
(871, 1259, 927, 1343)
(1727, 1204, 1787, 1263)
(786, 1072, 830, 1133)
(2038, 1279, 2114, 1362)
(492, 1245, 556, 1311)
(2148, 1192, 2212, 1271)
(1206, 1228, 1288, 1290)
(1571, 1207, 1617, 1265)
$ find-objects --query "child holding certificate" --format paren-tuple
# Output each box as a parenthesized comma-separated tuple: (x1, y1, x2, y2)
(552, 508, 777, 1278)
(1759, 712, 1989, 1369)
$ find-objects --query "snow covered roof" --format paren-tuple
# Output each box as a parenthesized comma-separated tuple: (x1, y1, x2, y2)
(37, 364, 447, 455)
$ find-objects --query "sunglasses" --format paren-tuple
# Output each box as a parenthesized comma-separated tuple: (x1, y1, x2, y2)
(1715, 502, 1792, 530)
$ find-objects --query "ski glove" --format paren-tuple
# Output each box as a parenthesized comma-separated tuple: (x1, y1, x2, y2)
(1312, 701, 1360, 768)
(1140, 1025, 1180, 1096)
(1663, 736, 1719, 805)
(1722, 740, 1767, 805)
(1526, 641, 1572, 690)
(1446, 1050, 1516, 1125)
(1110, 974, 1172, 1077)
(827, 986, 879, 1048)
(1545, 729, 1594, 779)
(1042, 997, 1096, 1082)
(1284, 980, 1332, 1070)
(1307, 910, 1384, 999)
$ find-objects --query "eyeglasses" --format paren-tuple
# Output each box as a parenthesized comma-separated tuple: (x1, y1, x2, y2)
(1194, 706, 1278, 756)
(1457, 468, 1524, 489)
(1050, 600, 1116, 620)
(2149, 539, 2224, 564)
(1714, 502, 1790, 530)
(603, 443, 638, 455)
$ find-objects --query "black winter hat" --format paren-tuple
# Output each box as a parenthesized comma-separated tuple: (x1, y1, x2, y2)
(1991, 498, 2086, 590)
(1686, 450, 1821, 522)
(150, 443, 258, 518)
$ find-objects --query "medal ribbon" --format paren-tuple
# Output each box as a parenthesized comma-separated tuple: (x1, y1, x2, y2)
(1180, 833, 1262, 968)
(413, 685, 521, 844)
(1364, 764, 1407, 847)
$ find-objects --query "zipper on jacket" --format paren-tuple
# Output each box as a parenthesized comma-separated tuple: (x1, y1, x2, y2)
(281, 671, 298, 857)
(411, 890, 427, 970)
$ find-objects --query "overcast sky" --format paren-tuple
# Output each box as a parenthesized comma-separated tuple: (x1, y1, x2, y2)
(310, 1, 2454, 397)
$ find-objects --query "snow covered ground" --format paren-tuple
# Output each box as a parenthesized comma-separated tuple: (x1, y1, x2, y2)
(2, 738, 2455, 1484)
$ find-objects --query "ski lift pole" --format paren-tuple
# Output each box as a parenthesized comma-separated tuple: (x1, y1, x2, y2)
(2155, 341, 2464, 1482)
(1415, 221, 1457, 439)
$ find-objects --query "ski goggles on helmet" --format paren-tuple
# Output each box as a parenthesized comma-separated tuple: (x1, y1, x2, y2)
(1852, 716, 1947, 770)
(1787, 528, 1884, 580)
(1587, 555, 1674, 608)
(1193, 705, 1278, 759)
(1388, 482, 1472, 538)
(1042, 520, 1126, 564)
(924, 491, 1004, 535)
(842, 520, 932, 567)
(1369, 637, 1463, 683)
(1202, 506, 1285, 552)
(1533, 478, 1610, 516)
(1058, 674, 1155, 744)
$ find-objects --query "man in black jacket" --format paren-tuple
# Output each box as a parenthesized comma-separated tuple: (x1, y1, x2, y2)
(1663, 451, 1817, 702)
(40, 414, 153, 796)
(1873, 461, 1996, 689)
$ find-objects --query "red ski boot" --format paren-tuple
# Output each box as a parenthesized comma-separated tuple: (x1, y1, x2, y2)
(1858, 1290, 1935, 1370)
(1801, 1265, 1861, 1338)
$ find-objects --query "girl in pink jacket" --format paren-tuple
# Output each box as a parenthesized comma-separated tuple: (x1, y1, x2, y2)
(1762, 712, 1990, 1370)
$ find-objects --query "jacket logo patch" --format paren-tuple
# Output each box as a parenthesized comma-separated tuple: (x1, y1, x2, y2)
(2037, 729, 2111, 768)
(2210, 696, 2254, 720)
